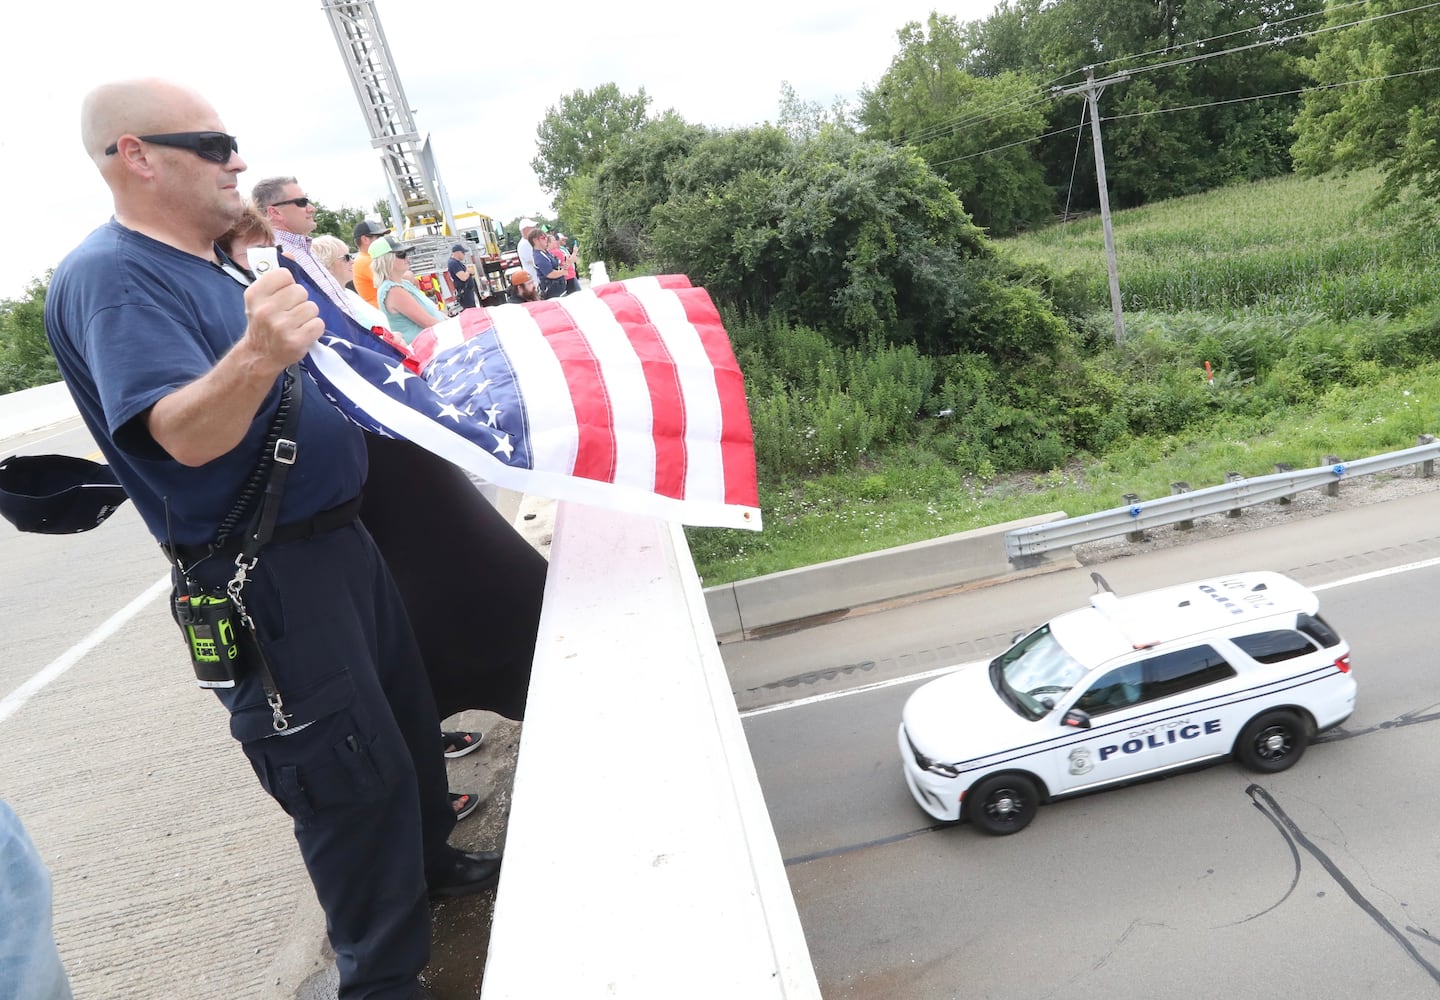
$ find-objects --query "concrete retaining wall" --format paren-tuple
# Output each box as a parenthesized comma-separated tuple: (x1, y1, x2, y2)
(0, 381, 76, 443)
(705, 511, 1072, 640)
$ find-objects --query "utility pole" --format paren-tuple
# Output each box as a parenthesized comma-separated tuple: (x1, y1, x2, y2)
(1057, 68, 1129, 344)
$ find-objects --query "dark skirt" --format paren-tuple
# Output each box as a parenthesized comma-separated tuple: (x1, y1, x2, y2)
(360, 434, 546, 721)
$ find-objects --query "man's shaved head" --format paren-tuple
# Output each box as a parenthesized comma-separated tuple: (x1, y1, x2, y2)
(78, 78, 246, 255)
(80, 79, 215, 165)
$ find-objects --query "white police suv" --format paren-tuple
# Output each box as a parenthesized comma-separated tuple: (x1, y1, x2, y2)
(899, 570, 1355, 835)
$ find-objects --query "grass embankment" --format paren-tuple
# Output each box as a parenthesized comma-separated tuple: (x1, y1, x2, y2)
(688, 169, 1440, 586)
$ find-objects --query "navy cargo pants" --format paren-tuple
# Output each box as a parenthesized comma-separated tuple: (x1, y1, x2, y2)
(196, 521, 455, 1000)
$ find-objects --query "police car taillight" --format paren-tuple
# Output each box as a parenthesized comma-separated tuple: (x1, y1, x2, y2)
(1335, 654, 1351, 673)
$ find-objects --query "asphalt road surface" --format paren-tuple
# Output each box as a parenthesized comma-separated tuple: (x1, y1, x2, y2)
(731, 493, 1440, 1000)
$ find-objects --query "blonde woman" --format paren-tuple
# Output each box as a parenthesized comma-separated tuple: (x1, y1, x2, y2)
(310, 234, 391, 333)
(370, 236, 445, 344)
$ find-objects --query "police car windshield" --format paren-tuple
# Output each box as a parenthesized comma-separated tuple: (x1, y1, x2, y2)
(992, 625, 1088, 720)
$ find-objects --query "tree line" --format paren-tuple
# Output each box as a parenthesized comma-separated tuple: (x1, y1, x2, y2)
(533, 0, 1435, 351)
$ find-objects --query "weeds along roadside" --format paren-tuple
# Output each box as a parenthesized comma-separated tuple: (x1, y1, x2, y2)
(687, 358, 1440, 586)
(687, 170, 1440, 587)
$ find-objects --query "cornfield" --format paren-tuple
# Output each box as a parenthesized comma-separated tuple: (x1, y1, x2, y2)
(1006, 169, 1440, 319)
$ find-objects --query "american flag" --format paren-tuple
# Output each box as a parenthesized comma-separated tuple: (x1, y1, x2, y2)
(290, 261, 761, 531)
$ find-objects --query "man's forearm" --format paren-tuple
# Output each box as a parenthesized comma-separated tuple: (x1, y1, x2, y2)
(147, 341, 284, 467)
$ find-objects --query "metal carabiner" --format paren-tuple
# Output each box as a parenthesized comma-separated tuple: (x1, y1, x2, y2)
(227, 555, 257, 628)
(268, 693, 291, 733)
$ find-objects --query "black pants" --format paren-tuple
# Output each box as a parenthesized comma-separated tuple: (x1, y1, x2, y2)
(202, 522, 453, 1000)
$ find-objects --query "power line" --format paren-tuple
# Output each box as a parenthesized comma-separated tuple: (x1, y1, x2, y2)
(928, 62, 1439, 168)
(898, 89, 1056, 147)
(1061, 102, 1089, 222)
(925, 122, 1084, 169)
(1107, 65, 1440, 123)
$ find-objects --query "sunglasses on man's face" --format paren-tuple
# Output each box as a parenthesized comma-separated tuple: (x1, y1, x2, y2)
(272, 196, 312, 209)
(104, 131, 239, 164)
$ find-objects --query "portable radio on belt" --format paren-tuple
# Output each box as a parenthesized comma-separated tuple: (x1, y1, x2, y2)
(173, 592, 241, 688)
(162, 363, 303, 731)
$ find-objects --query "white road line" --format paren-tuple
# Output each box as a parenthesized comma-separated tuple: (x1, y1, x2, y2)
(740, 661, 982, 719)
(740, 557, 1440, 719)
(0, 574, 171, 726)
(1312, 557, 1440, 592)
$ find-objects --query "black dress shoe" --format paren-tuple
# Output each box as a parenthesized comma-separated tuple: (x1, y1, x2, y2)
(428, 847, 503, 899)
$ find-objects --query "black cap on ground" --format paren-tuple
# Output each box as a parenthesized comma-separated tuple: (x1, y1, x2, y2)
(0, 454, 130, 534)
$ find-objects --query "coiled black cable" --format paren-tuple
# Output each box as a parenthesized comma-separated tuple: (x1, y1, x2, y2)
(212, 368, 296, 551)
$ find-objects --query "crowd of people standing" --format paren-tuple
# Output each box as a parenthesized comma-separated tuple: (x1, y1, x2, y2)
(216, 197, 582, 336)
(509, 218, 580, 302)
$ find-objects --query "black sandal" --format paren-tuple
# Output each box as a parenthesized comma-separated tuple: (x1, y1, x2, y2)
(441, 730, 483, 758)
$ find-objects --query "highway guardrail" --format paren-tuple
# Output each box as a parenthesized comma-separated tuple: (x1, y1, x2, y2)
(1004, 435, 1438, 563)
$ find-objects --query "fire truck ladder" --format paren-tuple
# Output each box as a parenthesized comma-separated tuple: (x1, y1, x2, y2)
(320, 0, 456, 236)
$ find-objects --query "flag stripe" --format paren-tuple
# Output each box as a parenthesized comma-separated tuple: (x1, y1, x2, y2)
(608, 280, 728, 506)
(672, 286, 760, 508)
(554, 290, 660, 495)
(525, 300, 618, 483)
(588, 284, 688, 500)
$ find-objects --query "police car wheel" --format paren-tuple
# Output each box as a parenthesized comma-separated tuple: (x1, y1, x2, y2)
(1236, 710, 1309, 774)
(966, 773, 1039, 836)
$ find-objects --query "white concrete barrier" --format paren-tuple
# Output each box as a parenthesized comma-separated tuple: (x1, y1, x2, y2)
(482, 502, 821, 999)
(706, 511, 1074, 639)
(0, 381, 76, 443)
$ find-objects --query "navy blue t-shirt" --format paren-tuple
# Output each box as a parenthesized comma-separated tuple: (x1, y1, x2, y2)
(532, 248, 566, 299)
(447, 255, 478, 306)
(45, 221, 366, 546)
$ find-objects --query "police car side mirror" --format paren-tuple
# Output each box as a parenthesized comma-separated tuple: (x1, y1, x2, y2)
(1062, 708, 1092, 730)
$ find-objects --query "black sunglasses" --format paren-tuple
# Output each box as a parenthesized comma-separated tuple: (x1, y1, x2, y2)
(394, 249, 410, 259)
(104, 131, 238, 164)
(271, 196, 312, 209)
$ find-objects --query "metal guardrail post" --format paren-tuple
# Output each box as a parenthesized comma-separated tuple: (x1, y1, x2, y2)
(1324, 455, 1343, 497)
(1170, 482, 1192, 530)
(1123, 493, 1145, 542)
(1225, 472, 1244, 517)
(1422, 435, 1436, 478)
(1273, 463, 1294, 504)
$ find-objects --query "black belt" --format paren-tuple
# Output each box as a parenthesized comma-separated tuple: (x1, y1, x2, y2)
(163, 495, 363, 567)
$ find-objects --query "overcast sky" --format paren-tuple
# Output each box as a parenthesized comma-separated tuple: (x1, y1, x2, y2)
(3, 0, 999, 301)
